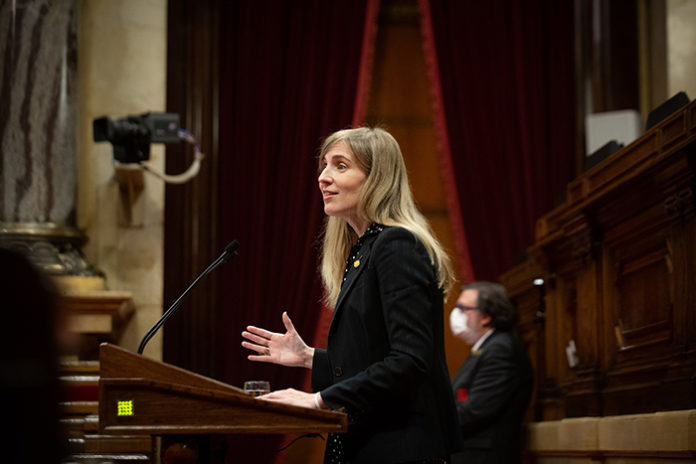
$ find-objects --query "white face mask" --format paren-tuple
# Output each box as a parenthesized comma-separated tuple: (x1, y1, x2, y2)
(449, 308, 469, 337)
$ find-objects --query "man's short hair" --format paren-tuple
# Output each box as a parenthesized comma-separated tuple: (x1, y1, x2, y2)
(461, 281, 516, 331)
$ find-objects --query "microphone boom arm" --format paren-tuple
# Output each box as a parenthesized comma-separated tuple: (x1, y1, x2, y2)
(137, 240, 239, 354)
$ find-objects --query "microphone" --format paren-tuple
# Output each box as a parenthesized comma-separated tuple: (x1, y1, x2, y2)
(137, 240, 240, 354)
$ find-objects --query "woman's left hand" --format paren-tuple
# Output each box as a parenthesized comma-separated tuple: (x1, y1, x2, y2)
(242, 312, 315, 368)
(258, 388, 317, 409)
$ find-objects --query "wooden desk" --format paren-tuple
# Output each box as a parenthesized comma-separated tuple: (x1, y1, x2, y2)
(502, 100, 696, 420)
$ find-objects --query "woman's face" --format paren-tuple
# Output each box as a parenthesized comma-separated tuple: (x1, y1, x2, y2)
(318, 141, 368, 231)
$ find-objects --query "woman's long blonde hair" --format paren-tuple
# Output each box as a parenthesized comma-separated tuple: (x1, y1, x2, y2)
(318, 127, 454, 308)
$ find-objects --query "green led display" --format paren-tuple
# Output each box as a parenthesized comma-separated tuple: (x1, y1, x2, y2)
(117, 399, 134, 416)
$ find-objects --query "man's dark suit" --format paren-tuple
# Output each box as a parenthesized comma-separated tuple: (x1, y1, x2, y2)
(312, 226, 462, 463)
(451, 330, 533, 464)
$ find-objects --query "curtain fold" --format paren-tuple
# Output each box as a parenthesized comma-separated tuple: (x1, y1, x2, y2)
(309, 0, 381, 374)
(216, 1, 373, 461)
(418, 0, 476, 285)
(352, 0, 381, 127)
(421, 0, 576, 281)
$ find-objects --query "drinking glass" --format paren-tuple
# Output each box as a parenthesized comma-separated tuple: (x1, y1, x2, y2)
(243, 380, 270, 397)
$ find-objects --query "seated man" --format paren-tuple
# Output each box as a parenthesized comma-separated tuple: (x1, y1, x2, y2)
(449, 281, 533, 464)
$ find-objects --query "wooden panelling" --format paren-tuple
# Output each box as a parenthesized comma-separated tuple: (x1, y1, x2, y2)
(512, 100, 696, 420)
(499, 259, 545, 422)
(164, 0, 222, 377)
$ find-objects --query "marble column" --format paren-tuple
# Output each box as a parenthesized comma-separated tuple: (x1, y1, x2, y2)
(0, 0, 94, 276)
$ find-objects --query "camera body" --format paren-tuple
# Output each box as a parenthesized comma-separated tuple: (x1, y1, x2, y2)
(93, 112, 180, 163)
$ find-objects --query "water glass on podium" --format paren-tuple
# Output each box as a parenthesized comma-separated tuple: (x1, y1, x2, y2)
(243, 380, 270, 397)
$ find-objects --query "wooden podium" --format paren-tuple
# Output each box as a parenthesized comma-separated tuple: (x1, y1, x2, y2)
(98, 343, 346, 461)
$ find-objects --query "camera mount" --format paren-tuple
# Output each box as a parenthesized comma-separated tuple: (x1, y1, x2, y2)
(93, 112, 204, 185)
(93, 112, 180, 163)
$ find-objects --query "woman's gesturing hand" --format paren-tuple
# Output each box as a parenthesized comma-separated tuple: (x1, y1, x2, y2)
(241, 311, 315, 368)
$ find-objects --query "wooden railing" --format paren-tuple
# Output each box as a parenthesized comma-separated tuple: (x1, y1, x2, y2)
(501, 100, 696, 422)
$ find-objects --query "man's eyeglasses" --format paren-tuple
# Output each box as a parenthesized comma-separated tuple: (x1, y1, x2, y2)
(454, 304, 478, 311)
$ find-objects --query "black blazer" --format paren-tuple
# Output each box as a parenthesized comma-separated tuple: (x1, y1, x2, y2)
(450, 330, 533, 464)
(312, 226, 462, 463)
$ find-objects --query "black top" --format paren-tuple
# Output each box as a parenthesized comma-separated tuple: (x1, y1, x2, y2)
(342, 223, 384, 284)
(313, 226, 462, 463)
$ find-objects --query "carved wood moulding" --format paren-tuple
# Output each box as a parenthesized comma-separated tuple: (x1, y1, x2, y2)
(59, 290, 135, 359)
(61, 290, 134, 337)
(535, 100, 696, 243)
(519, 100, 696, 418)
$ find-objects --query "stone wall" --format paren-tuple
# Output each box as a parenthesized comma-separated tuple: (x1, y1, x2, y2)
(77, 0, 167, 359)
(527, 410, 696, 463)
(667, 0, 696, 99)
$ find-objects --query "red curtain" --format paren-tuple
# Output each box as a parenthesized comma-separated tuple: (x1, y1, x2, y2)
(421, 0, 576, 281)
(308, 0, 381, 379)
(215, 1, 376, 461)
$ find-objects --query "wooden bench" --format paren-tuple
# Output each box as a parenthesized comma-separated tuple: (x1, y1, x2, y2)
(59, 360, 153, 462)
